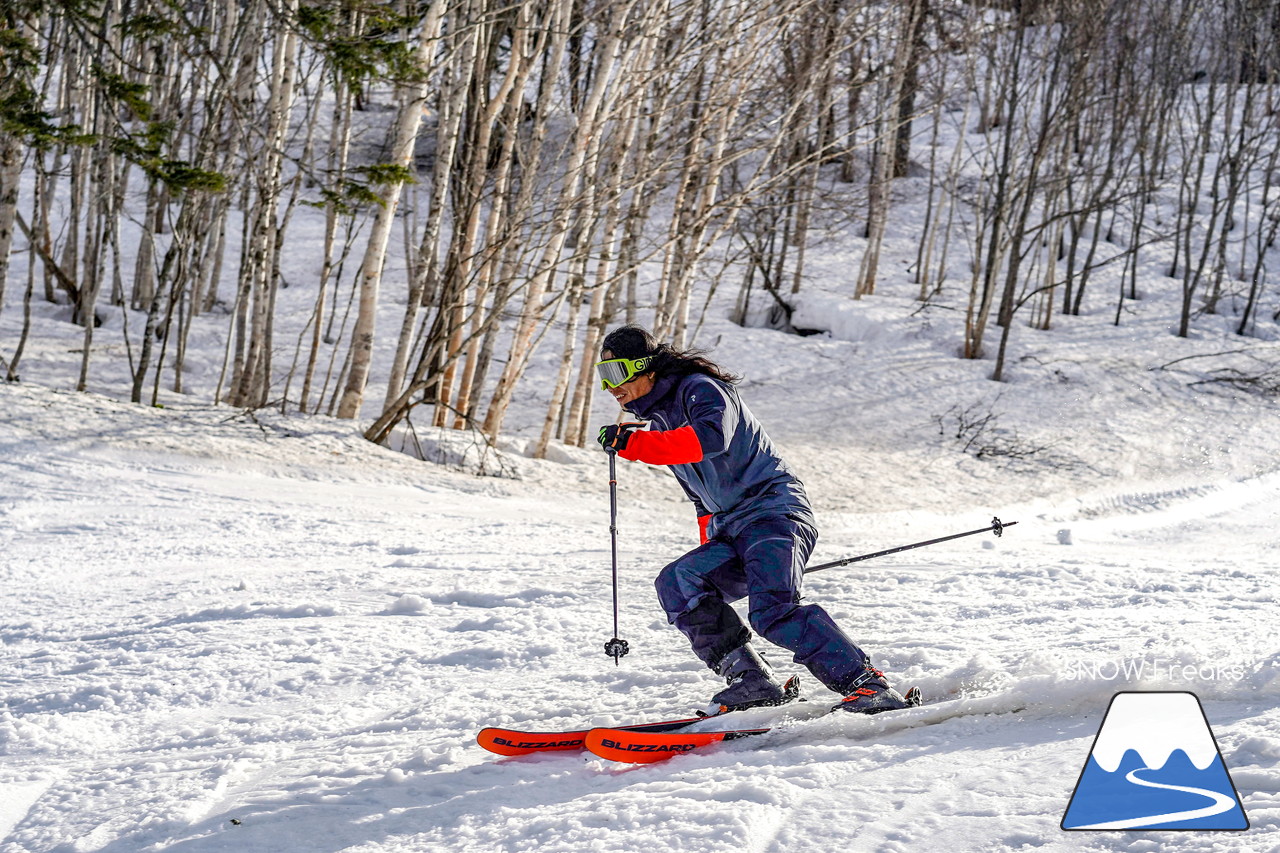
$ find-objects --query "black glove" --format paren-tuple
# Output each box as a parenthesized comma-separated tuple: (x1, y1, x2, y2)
(597, 422, 643, 454)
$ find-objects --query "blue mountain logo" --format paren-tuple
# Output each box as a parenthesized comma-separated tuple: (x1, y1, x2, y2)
(1062, 691, 1248, 831)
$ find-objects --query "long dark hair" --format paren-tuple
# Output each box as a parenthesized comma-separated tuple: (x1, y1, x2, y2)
(600, 324, 740, 384)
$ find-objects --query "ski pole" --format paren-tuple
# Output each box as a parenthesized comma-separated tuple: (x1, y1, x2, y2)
(602, 448, 630, 664)
(804, 517, 1016, 574)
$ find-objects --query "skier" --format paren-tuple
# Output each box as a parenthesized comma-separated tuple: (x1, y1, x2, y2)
(595, 324, 913, 714)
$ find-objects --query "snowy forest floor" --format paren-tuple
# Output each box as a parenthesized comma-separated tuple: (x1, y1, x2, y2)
(3, 264, 1280, 851)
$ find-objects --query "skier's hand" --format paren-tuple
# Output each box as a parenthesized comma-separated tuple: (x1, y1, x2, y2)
(698, 514, 712, 544)
(598, 422, 644, 453)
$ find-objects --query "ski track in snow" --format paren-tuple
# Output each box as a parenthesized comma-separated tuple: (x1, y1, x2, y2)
(2, 380, 1278, 853)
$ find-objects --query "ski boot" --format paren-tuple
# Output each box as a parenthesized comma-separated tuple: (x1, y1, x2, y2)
(832, 665, 921, 715)
(707, 644, 799, 714)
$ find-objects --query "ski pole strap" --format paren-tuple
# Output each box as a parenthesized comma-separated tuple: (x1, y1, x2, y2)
(804, 517, 1017, 574)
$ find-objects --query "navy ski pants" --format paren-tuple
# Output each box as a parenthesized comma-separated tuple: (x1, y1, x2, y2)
(654, 514, 870, 693)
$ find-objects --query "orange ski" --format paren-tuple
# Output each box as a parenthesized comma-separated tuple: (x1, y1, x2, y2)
(478, 676, 801, 758)
(477, 728, 591, 756)
(477, 715, 707, 757)
(584, 725, 771, 764)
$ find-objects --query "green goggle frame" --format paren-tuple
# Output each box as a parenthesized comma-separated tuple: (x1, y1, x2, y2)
(596, 356, 651, 389)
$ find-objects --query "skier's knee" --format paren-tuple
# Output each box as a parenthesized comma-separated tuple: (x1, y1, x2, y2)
(654, 562, 689, 620)
(748, 600, 796, 642)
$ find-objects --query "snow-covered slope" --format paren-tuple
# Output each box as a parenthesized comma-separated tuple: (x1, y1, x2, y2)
(2, 353, 1278, 852)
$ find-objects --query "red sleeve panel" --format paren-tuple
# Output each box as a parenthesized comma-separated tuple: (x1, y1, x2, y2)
(619, 425, 705, 466)
(697, 514, 712, 544)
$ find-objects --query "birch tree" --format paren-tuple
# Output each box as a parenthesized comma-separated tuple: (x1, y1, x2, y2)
(0, 5, 43, 315)
(336, 0, 448, 419)
(480, 0, 622, 441)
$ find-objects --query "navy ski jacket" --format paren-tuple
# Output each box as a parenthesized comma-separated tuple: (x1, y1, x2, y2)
(618, 372, 813, 540)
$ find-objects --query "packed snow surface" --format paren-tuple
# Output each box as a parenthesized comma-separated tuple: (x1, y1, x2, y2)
(3, 285, 1280, 851)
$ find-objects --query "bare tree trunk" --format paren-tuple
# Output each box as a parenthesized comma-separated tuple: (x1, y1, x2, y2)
(481, 0, 614, 441)
(855, 0, 925, 298)
(0, 11, 40, 316)
(434, 0, 539, 428)
(337, 0, 448, 419)
(1238, 128, 1280, 335)
(451, 5, 547, 428)
(1174, 77, 1220, 337)
(75, 0, 123, 392)
(535, 238, 591, 457)
(892, 0, 929, 179)
(564, 62, 650, 447)
(229, 0, 298, 407)
(301, 78, 355, 412)
(0, 131, 22, 313)
(963, 19, 1026, 359)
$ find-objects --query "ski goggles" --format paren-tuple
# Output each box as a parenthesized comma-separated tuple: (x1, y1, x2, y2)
(596, 356, 651, 389)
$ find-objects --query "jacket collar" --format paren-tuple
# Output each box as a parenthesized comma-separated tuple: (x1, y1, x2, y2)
(625, 372, 681, 419)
